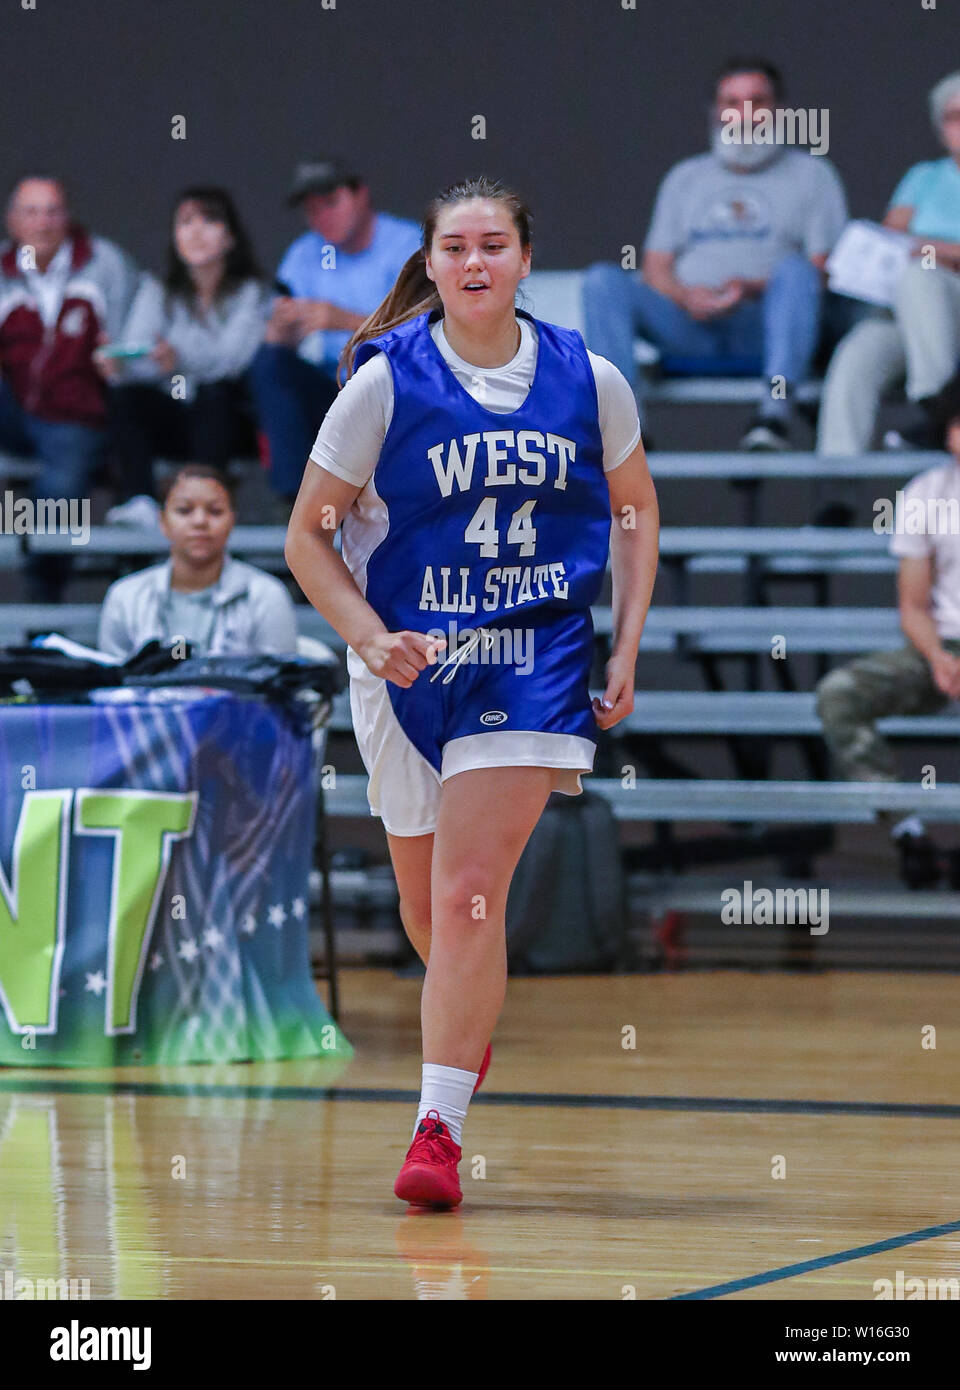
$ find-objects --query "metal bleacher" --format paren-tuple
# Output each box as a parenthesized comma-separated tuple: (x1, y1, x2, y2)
(648, 451, 936, 481)
(322, 685, 960, 742)
(12, 525, 903, 597)
(322, 774, 960, 825)
(0, 601, 912, 657)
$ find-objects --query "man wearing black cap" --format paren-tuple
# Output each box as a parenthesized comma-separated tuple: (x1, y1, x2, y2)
(248, 158, 420, 513)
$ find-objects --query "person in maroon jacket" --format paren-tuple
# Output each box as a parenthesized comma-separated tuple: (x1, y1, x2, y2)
(0, 174, 137, 598)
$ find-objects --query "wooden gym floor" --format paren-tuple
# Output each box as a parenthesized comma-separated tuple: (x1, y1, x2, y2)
(2, 968, 959, 1300)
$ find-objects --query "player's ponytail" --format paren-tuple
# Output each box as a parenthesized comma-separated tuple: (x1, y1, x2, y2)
(336, 247, 439, 384)
(338, 175, 533, 384)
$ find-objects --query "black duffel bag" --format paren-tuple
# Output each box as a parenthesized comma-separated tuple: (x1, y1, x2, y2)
(505, 788, 627, 974)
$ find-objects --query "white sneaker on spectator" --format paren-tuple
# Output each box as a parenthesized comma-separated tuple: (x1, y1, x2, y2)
(105, 494, 162, 527)
(740, 417, 790, 452)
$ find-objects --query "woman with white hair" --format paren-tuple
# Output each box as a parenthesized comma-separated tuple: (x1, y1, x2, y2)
(817, 71, 960, 472)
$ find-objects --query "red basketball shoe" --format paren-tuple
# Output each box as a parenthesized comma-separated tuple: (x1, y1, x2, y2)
(473, 1042, 492, 1094)
(394, 1109, 463, 1208)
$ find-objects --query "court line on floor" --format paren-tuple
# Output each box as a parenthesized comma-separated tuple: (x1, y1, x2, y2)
(111, 1252, 915, 1291)
(673, 1217, 960, 1299)
(128, 1251, 687, 1281)
(2, 1077, 960, 1119)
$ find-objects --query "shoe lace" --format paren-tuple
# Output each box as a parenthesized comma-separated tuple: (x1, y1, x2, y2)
(410, 1109, 459, 1160)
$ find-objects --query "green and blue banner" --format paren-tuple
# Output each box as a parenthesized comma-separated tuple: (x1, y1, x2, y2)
(0, 689, 352, 1066)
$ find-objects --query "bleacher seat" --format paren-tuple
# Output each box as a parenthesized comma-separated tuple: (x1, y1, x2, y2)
(520, 270, 823, 402)
(649, 451, 940, 479)
(0, 603, 912, 656)
(0, 453, 39, 485)
(324, 774, 960, 824)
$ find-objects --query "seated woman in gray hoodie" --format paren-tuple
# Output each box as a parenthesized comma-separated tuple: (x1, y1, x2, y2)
(98, 464, 298, 658)
(97, 187, 270, 526)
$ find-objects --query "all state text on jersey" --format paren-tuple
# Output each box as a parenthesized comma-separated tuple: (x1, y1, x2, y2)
(419, 563, 569, 613)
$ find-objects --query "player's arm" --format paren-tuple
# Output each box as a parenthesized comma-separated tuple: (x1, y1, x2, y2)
(898, 555, 960, 698)
(284, 464, 444, 686)
(593, 438, 659, 730)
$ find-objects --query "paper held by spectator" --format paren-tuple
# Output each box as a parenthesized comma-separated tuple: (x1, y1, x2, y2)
(826, 220, 916, 307)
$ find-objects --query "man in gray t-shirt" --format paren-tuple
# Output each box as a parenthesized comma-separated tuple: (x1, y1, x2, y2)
(583, 57, 848, 449)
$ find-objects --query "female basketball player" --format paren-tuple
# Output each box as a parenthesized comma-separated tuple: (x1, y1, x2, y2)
(285, 177, 659, 1208)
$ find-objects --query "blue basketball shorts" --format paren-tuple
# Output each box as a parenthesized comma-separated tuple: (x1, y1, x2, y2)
(347, 607, 598, 836)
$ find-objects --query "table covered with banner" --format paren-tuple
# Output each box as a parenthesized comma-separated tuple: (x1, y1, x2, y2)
(0, 648, 352, 1068)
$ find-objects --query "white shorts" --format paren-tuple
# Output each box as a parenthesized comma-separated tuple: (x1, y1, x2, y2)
(346, 647, 595, 837)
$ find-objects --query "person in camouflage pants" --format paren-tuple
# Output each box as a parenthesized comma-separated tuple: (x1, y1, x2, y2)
(815, 408, 960, 887)
(816, 639, 960, 782)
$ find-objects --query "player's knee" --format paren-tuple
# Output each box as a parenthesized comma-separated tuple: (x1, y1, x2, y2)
(433, 870, 500, 929)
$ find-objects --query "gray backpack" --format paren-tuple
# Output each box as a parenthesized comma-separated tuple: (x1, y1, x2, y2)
(505, 790, 627, 973)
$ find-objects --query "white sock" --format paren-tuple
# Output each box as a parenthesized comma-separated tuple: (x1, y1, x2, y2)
(414, 1063, 477, 1146)
(892, 815, 926, 839)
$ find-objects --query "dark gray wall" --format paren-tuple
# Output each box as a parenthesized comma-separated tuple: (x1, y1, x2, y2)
(1, 0, 952, 276)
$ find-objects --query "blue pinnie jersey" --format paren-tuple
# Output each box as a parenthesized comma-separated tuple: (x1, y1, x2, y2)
(353, 309, 611, 635)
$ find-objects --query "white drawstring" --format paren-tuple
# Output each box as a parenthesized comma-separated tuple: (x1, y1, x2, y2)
(428, 627, 496, 683)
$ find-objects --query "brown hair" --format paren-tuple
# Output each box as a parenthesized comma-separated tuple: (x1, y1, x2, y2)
(160, 463, 236, 507)
(337, 175, 533, 383)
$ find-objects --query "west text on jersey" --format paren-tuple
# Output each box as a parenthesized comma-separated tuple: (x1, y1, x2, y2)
(427, 431, 576, 495)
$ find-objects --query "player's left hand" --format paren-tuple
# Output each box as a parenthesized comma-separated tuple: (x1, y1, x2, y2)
(591, 655, 635, 730)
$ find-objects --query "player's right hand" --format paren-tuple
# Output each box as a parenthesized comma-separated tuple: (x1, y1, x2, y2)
(356, 631, 447, 687)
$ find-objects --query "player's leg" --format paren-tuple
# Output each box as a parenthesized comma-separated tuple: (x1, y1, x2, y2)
(394, 764, 552, 1206)
(387, 824, 494, 1097)
(386, 830, 433, 965)
(423, 764, 554, 1072)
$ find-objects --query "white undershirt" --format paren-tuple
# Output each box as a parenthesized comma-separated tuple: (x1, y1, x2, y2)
(309, 315, 641, 487)
(23, 238, 74, 329)
(890, 461, 960, 640)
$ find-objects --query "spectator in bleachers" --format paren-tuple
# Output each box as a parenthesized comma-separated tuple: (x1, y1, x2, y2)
(248, 158, 421, 516)
(583, 57, 848, 450)
(0, 174, 138, 598)
(97, 463, 298, 658)
(97, 187, 270, 528)
(816, 401, 960, 889)
(817, 71, 960, 460)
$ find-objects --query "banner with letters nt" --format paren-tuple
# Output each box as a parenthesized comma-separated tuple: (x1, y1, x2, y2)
(0, 689, 352, 1066)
